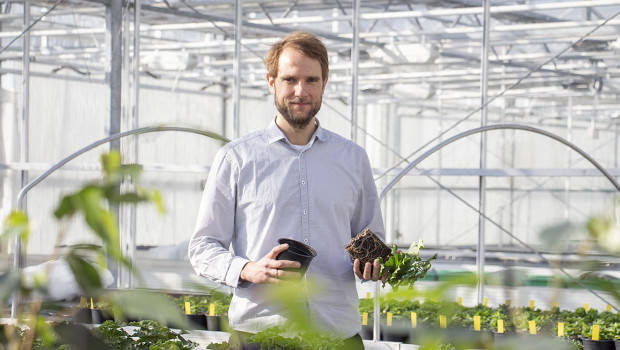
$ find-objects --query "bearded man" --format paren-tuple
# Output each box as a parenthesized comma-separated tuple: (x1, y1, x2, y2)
(189, 31, 386, 349)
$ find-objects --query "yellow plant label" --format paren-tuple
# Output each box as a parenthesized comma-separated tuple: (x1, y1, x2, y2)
(387, 312, 393, 326)
(209, 303, 215, 316)
(553, 302, 558, 308)
(184, 302, 191, 315)
(584, 304, 589, 312)
(592, 325, 600, 341)
(606, 305, 612, 312)
(530, 300, 535, 309)
(484, 298, 488, 307)
(474, 316, 481, 331)
(498, 319, 504, 333)
(411, 312, 417, 328)
(362, 312, 368, 326)
(458, 297, 462, 306)
(366, 292, 371, 299)
(505, 300, 511, 306)
(529, 320, 536, 335)
(558, 322, 564, 337)
(440, 315, 447, 329)
(90, 298, 94, 309)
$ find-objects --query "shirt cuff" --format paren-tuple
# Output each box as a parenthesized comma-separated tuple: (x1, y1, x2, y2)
(226, 256, 251, 288)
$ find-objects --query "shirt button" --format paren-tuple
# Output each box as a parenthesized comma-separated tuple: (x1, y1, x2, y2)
(304, 239, 308, 243)
(303, 210, 307, 215)
(301, 181, 306, 185)
(300, 154, 304, 157)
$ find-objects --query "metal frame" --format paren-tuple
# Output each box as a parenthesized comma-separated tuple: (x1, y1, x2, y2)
(3, 0, 620, 330)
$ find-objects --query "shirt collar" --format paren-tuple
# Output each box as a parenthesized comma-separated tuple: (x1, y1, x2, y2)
(267, 117, 328, 145)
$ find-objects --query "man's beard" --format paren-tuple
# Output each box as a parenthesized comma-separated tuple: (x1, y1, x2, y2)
(275, 96, 321, 130)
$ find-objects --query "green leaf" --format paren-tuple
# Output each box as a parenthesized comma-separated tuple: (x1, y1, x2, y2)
(107, 290, 190, 329)
(0, 270, 21, 307)
(143, 188, 165, 215)
(120, 164, 143, 182)
(54, 322, 112, 350)
(65, 255, 103, 295)
(2, 210, 30, 245)
(102, 151, 122, 183)
(54, 194, 79, 219)
(380, 243, 437, 291)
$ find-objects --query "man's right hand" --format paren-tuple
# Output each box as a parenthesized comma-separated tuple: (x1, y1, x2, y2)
(239, 244, 302, 284)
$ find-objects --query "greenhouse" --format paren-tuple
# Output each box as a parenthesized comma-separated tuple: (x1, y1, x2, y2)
(0, 0, 619, 349)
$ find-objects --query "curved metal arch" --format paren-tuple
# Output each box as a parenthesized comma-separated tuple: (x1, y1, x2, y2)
(372, 123, 620, 333)
(379, 123, 620, 200)
(16, 126, 229, 209)
(11, 126, 228, 317)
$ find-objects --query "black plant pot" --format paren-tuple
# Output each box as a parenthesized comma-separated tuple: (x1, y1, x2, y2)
(242, 343, 261, 350)
(582, 338, 615, 350)
(614, 340, 620, 350)
(381, 318, 411, 343)
(276, 238, 317, 277)
(72, 307, 92, 323)
(493, 331, 516, 345)
(446, 328, 493, 349)
(186, 314, 207, 330)
(91, 309, 114, 324)
(408, 326, 451, 345)
(381, 325, 409, 343)
(206, 315, 228, 331)
(360, 326, 373, 340)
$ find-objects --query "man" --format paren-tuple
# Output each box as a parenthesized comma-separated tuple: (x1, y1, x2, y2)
(188, 31, 385, 347)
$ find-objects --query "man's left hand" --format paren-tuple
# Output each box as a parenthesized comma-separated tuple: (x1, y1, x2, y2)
(353, 258, 387, 282)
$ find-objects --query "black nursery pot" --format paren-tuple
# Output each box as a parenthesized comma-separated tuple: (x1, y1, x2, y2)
(206, 315, 229, 331)
(91, 308, 114, 324)
(186, 314, 207, 330)
(72, 307, 92, 323)
(276, 238, 317, 277)
(582, 338, 615, 350)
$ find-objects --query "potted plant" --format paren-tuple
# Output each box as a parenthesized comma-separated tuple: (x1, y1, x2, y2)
(91, 301, 115, 324)
(243, 326, 345, 349)
(1, 151, 192, 349)
(205, 292, 231, 332)
(582, 322, 616, 350)
(358, 297, 375, 340)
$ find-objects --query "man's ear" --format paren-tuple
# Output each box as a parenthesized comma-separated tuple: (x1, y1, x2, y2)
(267, 73, 276, 94)
(322, 77, 328, 92)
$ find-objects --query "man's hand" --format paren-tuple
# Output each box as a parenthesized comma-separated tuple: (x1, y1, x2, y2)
(240, 244, 302, 284)
(353, 258, 387, 282)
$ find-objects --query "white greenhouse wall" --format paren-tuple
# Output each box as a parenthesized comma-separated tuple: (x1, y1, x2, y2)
(1, 63, 619, 260)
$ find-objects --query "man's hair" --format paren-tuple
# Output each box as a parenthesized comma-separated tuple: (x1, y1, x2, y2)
(264, 31, 329, 82)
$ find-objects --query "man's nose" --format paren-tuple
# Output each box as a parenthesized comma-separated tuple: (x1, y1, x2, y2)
(294, 82, 308, 96)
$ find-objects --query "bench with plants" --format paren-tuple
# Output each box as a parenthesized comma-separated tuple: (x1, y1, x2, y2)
(359, 296, 619, 350)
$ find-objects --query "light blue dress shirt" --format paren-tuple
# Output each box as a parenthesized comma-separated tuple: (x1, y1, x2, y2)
(188, 119, 385, 338)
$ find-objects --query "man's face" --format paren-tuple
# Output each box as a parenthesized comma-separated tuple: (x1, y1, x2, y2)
(268, 48, 328, 129)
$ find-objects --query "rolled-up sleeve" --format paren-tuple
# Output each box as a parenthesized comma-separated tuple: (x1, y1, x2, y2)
(188, 148, 250, 288)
